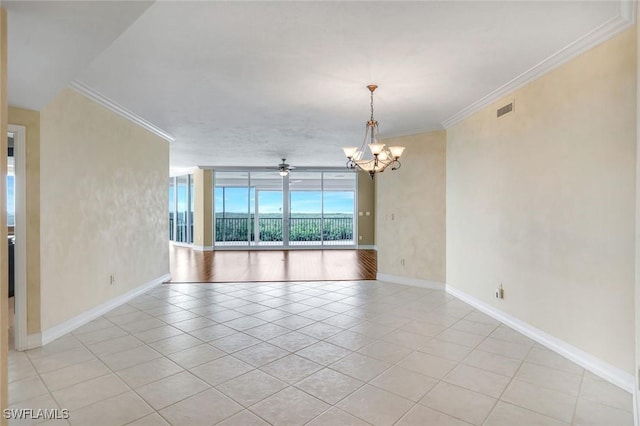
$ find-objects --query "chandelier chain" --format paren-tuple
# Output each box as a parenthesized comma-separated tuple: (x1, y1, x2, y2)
(370, 90, 375, 121)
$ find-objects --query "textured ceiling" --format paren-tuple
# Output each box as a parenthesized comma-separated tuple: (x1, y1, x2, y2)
(5, 1, 622, 171)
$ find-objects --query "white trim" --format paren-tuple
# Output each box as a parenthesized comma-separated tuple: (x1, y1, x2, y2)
(69, 81, 175, 142)
(192, 245, 214, 252)
(25, 333, 41, 350)
(8, 124, 27, 351)
(376, 273, 445, 290)
(357, 245, 377, 250)
(213, 244, 357, 251)
(442, 8, 635, 128)
(171, 241, 194, 248)
(40, 273, 170, 346)
(635, 0, 639, 421)
(446, 284, 634, 394)
(633, 380, 638, 426)
(619, 0, 637, 23)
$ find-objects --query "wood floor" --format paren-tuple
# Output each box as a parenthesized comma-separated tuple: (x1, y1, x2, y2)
(169, 246, 377, 283)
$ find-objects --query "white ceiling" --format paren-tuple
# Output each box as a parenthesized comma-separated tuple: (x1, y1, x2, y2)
(5, 1, 624, 171)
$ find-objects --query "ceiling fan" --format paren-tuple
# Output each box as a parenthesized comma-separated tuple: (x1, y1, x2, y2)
(277, 158, 295, 177)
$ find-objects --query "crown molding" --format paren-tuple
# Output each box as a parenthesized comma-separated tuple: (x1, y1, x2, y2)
(69, 80, 175, 142)
(442, 1, 636, 129)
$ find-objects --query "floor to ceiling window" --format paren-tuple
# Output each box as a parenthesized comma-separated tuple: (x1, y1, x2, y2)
(214, 172, 252, 245)
(252, 172, 284, 245)
(289, 172, 322, 246)
(168, 174, 194, 244)
(213, 170, 356, 248)
(322, 172, 356, 245)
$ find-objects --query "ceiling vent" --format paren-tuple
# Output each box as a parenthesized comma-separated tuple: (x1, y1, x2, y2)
(497, 102, 514, 118)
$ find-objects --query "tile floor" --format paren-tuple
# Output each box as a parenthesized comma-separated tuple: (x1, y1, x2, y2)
(8, 280, 634, 425)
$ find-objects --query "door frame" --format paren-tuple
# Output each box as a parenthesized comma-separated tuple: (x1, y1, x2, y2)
(8, 124, 27, 351)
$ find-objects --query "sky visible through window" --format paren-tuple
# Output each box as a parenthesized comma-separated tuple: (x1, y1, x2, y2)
(6, 176, 14, 226)
(213, 188, 353, 214)
(170, 186, 355, 216)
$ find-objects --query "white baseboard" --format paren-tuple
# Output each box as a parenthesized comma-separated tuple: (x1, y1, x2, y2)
(192, 245, 214, 251)
(171, 241, 194, 248)
(40, 273, 171, 346)
(376, 273, 445, 290)
(633, 379, 638, 426)
(25, 333, 42, 350)
(357, 245, 377, 250)
(446, 284, 634, 394)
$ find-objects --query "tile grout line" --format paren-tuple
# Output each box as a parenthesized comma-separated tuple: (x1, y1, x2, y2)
(10, 280, 628, 426)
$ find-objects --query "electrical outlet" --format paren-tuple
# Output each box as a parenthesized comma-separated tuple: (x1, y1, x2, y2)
(495, 283, 504, 299)
(110, 274, 115, 285)
(400, 258, 405, 266)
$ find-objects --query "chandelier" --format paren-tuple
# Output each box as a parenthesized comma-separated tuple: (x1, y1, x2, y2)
(342, 84, 405, 178)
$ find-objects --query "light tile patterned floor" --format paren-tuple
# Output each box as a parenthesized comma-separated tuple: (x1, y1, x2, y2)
(8, 281, 634, 425)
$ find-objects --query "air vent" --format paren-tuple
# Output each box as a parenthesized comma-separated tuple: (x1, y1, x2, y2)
(497, 102, 514, 118)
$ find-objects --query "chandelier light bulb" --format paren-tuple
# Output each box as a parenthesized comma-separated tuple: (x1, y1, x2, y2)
(342, 147, 358, 158)
(368, 143, 385, 155)
(388, 146, 405, 159)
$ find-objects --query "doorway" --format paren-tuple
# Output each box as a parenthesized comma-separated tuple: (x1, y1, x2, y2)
(8, 125, 26, 351)
(7, 133, 14, 349)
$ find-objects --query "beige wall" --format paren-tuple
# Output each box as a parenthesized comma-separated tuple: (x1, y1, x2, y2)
(193, 169, 213, 247)
(7, 107, 41, 334)
(447, 28, 636, 373)
(39, 89, 169, 330)
(636, 18, 640, 416)
(376, 130, 446, 282)
(357, 172, 375, 246)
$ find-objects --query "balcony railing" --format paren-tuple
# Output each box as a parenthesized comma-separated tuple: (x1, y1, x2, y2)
(169, 216, 193, 243)
(170, 215, 354, 245)
(213, 216, 353, 243)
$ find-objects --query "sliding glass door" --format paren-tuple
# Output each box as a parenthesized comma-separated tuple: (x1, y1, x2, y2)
(289, 172, 322, 246)
(253, 172, 284, 246)
(215, 172, 251, 245)
(322, 172, 356, 245)
(169, 174, 193, 243)
(213, 170, 356, 248)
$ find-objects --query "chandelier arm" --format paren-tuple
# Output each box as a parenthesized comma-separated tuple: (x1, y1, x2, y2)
(362, 122, 369, 151)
